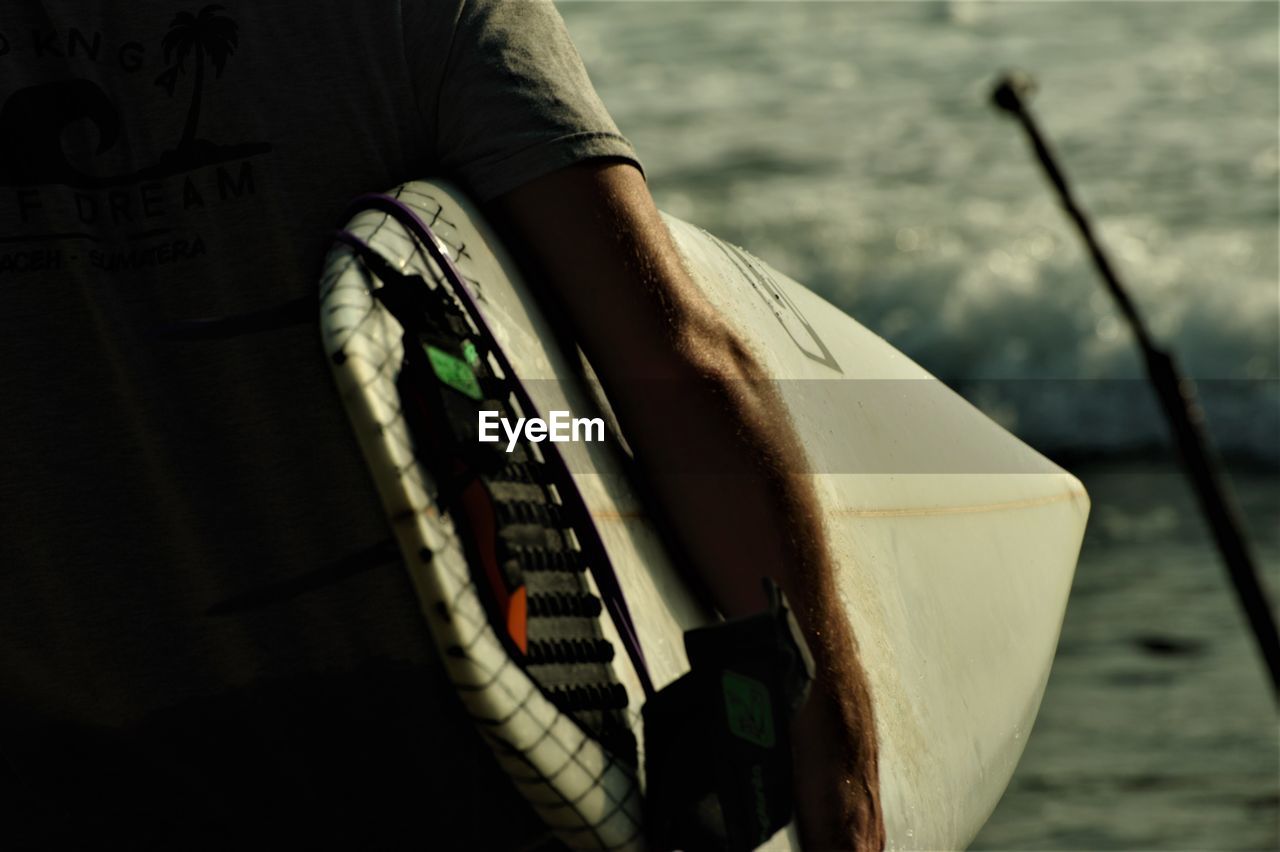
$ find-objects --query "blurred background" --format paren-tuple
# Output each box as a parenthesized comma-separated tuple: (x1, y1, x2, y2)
(560, 2, 1278, 849)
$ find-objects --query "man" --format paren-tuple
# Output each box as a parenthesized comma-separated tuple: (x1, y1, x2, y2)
(0, 1, 883, 847)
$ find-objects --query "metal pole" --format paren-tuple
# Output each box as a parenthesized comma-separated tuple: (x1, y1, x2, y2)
(991, 71, 1280, 700)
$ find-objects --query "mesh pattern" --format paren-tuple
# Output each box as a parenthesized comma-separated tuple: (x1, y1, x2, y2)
(319, 183, 642, 849)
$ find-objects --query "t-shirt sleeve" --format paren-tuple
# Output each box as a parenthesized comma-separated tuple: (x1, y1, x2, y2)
(404, 0, 643, 202)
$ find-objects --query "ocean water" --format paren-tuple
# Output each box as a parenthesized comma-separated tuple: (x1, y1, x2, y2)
(560, 2, 1279, 848)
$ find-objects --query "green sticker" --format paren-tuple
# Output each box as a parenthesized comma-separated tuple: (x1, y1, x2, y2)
(426, 345, 483, 401)
(722, 671, 775, 748)
(461, 340, 481, 368)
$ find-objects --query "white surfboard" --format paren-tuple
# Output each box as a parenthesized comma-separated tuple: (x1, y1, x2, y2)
(320, 180, 1089, 850)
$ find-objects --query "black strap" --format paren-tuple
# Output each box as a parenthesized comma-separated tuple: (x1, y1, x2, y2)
(644, 579, 813, 850)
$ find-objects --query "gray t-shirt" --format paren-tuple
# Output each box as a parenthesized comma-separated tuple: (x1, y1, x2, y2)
(0, 1, 639, 843)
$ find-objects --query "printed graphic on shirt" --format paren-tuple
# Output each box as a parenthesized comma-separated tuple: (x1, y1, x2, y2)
(0, 6, 271, 276)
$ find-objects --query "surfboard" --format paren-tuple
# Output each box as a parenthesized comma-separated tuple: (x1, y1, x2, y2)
(319, 180, 1090, 850)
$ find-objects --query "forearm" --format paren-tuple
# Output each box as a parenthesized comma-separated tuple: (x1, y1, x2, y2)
(612, 311, 884, 851)
(626, 335, 884, 851)
(487, 161, 882, 849)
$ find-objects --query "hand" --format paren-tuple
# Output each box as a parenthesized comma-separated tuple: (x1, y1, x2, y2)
(790, 653, 885, 851)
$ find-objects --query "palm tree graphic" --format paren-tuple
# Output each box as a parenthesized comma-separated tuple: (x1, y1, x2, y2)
(156, 6, 238, 152)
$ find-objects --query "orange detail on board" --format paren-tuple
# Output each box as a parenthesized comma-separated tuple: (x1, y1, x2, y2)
(459, 478, 529, 653)
(508, 585, 528, 654)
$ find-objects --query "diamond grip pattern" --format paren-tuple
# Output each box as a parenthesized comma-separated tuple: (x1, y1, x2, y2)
(319, 184, 642, 849)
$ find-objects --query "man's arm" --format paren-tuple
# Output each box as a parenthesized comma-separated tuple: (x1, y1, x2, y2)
(486, 160, 885, 851)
